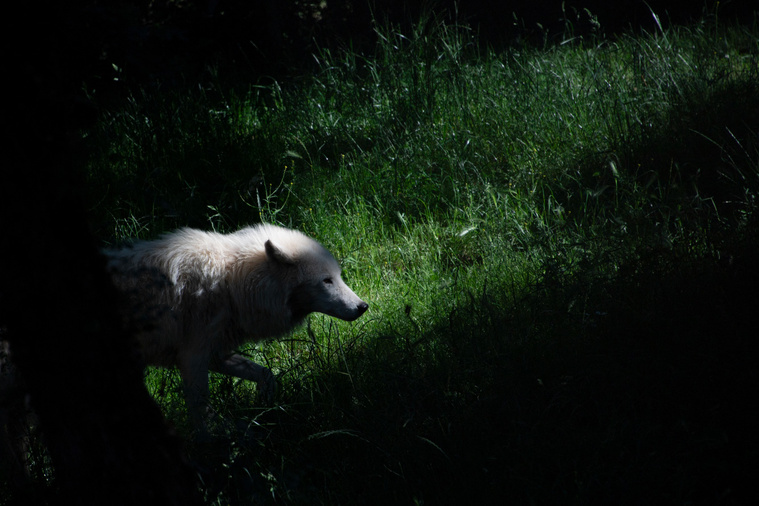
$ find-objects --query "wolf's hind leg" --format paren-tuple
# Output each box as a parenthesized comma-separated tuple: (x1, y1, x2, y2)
(210, 354, 276, 404)
(177, 354, 213, 438)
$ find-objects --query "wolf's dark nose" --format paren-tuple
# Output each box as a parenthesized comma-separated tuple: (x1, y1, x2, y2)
(357, 301, 369, 315)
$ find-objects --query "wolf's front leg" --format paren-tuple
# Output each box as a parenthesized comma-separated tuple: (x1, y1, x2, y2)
(210, 353, 276, 404)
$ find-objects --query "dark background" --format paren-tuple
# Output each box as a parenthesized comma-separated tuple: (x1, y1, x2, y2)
(54, 1, 757, 91)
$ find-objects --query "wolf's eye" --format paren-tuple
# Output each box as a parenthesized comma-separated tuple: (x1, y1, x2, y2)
(323, 277, 333, 285)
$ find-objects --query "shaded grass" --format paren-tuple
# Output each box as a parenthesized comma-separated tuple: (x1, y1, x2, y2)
(7, 9, 759, 505)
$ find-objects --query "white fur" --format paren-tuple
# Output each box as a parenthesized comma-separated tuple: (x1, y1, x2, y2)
(106, 224, 368, 434)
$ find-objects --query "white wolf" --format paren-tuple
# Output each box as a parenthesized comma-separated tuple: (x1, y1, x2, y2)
(105, 224, 368, 433)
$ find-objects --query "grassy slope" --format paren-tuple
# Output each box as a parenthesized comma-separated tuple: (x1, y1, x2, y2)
(13, 11, 759, 505)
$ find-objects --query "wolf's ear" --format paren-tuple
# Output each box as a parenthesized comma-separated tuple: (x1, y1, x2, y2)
(265, 239, 295, 266)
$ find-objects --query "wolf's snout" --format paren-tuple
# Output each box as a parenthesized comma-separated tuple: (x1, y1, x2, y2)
(342, 300, 368, 321)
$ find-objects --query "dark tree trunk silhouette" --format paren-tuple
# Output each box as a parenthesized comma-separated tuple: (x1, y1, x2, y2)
(2, 2, 202, 504)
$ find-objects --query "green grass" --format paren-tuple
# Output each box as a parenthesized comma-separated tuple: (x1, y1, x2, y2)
(11, 10, 759, 505)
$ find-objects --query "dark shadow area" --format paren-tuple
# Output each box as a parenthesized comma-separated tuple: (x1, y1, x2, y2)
(442, 240, 759, 503)
(68, 1, 757, 94)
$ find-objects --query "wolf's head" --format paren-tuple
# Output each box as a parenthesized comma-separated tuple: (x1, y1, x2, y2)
(264, 237, 368, 323)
